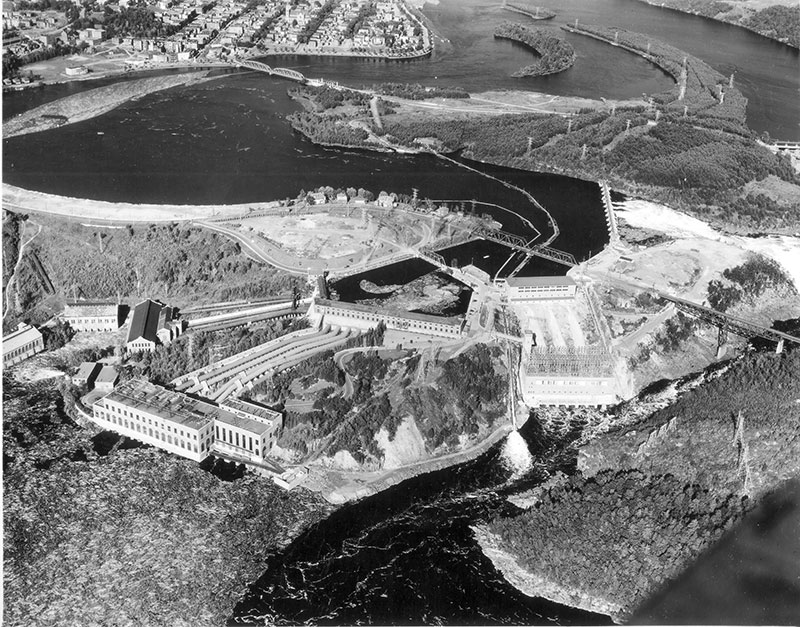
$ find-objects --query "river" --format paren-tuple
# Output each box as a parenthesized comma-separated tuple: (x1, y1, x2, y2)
(2, 0, 797, 623)
(229, 417, 611, 626)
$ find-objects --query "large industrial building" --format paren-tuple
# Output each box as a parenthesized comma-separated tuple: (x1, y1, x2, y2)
(91, 378, 281, 464)
(522, 346, 618, 408)
(3, 323, 44, 367)
(62, 300, 123, 333)
(126, 299, 182, 353)
(313, 298, 464, 338)
(504, 276, 578, 301)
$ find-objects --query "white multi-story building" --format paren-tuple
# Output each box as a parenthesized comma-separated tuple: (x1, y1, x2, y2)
(504, 276, 577, 301)
(522, 374, 617, 408)
(62, 300, 123, 333)
(312, 298, 464, 338)
(214, 398, 282, 463)
(91, 379, 282, 464)
(92, 379, 215, 462)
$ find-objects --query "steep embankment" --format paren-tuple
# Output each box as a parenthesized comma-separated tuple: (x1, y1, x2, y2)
(476, 348, 800, 621)
(254, 342, 510, 470)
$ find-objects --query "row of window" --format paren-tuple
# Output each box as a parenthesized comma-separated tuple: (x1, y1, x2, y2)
(529, 380, 612, 387)
(215, 424, 262, 455)
(321, 307, 459, 335)
(5, 340, 43, 359)
(66, 317, 116, 324)
(106, 402, 204, 440)
(102, 412, 208, 453)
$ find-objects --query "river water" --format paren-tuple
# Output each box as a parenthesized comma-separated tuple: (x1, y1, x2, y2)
(230, 418, 610, 626)
(2, 0, 797, 623)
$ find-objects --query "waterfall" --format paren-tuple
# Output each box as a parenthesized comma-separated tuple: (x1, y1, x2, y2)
(500, 430, 533, 476)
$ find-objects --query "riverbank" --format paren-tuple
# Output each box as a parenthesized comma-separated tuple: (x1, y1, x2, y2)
(631, 0, 800, 48)
(304, 421, 514, 503)
(1, 182, 285, 222)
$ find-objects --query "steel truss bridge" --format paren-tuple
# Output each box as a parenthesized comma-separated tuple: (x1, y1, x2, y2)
(473, 227, 577, 267)
(663, 294, 800, 352)
(237, 60, 308, 83)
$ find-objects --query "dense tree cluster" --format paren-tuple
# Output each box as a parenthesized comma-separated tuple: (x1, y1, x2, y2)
(32, 219, 300, 305)
(494, 22, 575, 77)
(485, 469, 747, 618)
(132, 318, 308, 386)
(291, 85, 370, 111)
(744, 4, 800, 47)
(582, 349, 800, 497)
(371, 83, 470, 100)
(344, 1, 377, 39)
(288, 111, 371, 147)
(102, 1, 180, 39)
(401, 344, 506, 448)
(296, 0, 335, 44)
(2, 212, 24, 302)
(706, 254, 793, 312)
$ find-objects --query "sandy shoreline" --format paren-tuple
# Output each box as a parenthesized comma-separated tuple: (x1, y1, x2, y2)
(2, 182, 282, 223)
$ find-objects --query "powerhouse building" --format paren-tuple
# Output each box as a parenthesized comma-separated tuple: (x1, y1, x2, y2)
(313, 298, 464, 338)
(62, 300, 123, 333)
(92, 378, 281, 464)
(505, 276, 577, 301)
(126, 299, 182, 353)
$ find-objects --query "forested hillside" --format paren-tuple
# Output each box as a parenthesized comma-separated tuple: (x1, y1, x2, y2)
(255, 342, 508, 465)
(5, 216, 304, 327)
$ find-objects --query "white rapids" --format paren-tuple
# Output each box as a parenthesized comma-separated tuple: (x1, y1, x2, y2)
(500, 430, 533, 477)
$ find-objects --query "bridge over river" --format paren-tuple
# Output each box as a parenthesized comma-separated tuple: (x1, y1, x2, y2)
(236, 59, 331, 86)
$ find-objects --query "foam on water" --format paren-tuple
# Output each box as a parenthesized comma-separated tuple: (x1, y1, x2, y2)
(500, 429, 533, 477)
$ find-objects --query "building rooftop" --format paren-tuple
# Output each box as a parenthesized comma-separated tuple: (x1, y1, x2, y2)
(64, 300, 119, 318)
(127, 299, 166, 344)
(100, 378, 216, 431)
(315, 298, 463, 326)
(98, 378, 278, 435)
(3, 323, 43, 353)
(74, 362, 102, 379)
(213, 405, 274, 437)
(506, 275, 576, 287)
(221, 398, 281, 425)
(95, 365, 119, 385)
